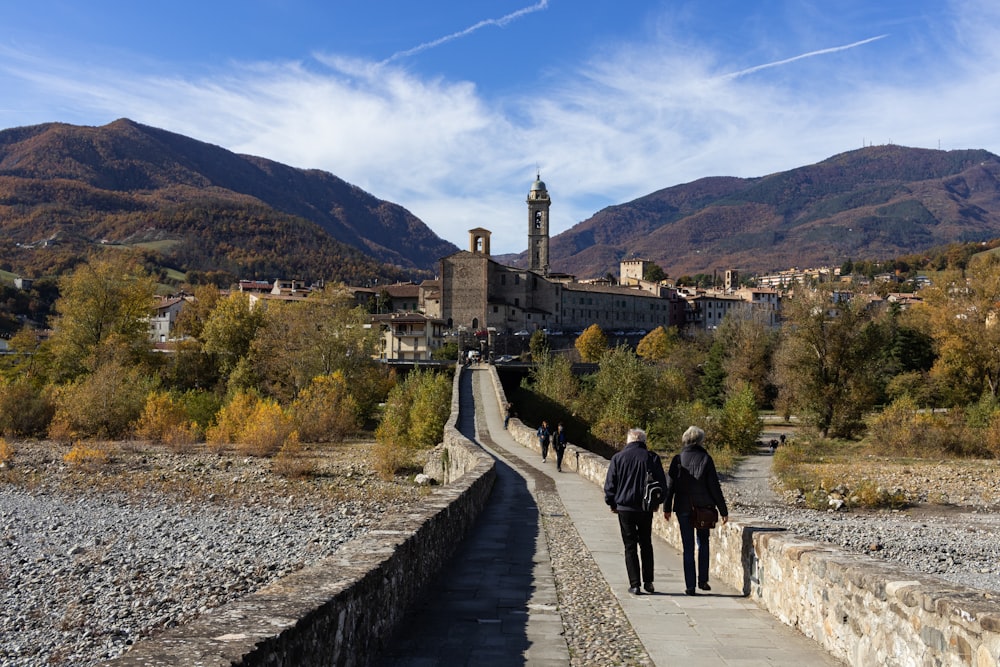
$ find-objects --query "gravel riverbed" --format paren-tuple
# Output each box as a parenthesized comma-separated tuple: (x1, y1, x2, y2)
(0, 440, 421, 667)
(723, 449, 1000, 594)
(2, 440, 999, 666)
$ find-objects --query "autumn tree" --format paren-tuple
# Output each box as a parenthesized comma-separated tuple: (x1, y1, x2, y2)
(291, 371, 360, 442)
(636, 326, 678, 363)
(172, 285, 221, 340)
(913, 254, 1000, 404)
(575, 324, 608, 362)
(45, 254, 158, 381)
(0, 377, 54, 437)
(201, 291, 266, 381)
(583, 346, 657, 447)
(49, 358, 156, 439)
(715, 306, 778, 407)
(773, 289, 887, 437)
(248, 287, 383, 411)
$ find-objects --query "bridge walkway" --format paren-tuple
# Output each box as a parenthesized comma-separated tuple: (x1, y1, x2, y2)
(377, 367, 843, 666)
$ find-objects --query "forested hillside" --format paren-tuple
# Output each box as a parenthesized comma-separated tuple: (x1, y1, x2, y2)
(521, 145, 1000, 279)
(0, 119, 458, 284)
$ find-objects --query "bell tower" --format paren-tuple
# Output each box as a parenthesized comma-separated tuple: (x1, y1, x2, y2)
(527, 173, 550, 275)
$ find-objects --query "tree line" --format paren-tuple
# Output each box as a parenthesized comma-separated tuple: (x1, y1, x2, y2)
(522, 250, 1000, 460)
(0, 253, 450, 478)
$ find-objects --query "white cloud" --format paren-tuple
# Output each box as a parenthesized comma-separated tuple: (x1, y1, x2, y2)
(2, 2, 1000, 257)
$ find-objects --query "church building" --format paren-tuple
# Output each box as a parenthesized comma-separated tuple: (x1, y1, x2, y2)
(439, 176, 687, 335)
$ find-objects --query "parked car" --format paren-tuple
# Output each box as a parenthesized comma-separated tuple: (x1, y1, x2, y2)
(513, 329, 530, 336)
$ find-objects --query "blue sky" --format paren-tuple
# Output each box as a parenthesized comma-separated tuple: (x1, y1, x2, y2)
(2, 1, 999, 254)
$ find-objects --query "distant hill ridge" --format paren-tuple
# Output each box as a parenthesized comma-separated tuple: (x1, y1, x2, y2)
(0, 118, 457, 283)
(4, 119, 1000, 285)
(524, 145, 1000, 279)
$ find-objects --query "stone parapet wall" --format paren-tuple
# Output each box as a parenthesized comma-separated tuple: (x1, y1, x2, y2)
(568, 445, 1000, 667)
(103, 366, 495, 667)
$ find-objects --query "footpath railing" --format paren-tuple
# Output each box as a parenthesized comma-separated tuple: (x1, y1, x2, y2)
(104, 365, 495, 667)
(492, 364, 1000, 667)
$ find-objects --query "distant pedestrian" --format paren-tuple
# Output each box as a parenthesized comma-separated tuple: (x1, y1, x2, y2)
(504, 402, 514, 429)
(664, 426, 729, 596)
(537, 421, 551, 462)
(604, 428, 667, 595)
(554, 422, 568, 472)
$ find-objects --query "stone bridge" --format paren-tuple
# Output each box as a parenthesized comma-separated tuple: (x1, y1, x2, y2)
(104, 365, 1000, 666)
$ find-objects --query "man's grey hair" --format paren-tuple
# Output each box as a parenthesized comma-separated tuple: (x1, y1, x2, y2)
(682, 426, 705, 447)
(626, 427, 646, 444)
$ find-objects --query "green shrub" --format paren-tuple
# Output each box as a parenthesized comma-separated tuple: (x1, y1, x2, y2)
(49, 361, 155, 439)
(0, 379, 54, 437)
(374, 369, 451, 478)
(176, 389, 223, 431)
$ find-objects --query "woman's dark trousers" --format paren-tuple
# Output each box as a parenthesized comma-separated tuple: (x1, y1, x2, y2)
(676, 512, 710, 590)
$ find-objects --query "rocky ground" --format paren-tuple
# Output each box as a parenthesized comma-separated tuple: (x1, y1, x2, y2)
(3, 437, 1000, 666)
(723, 446, 1000, 593)
(0, 439, 424, 667)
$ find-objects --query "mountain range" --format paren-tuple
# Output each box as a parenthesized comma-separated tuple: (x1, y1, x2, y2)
(0, 119, 457, 284)
(3, 118, 1000, 285)
(531, 145, 1000, 279)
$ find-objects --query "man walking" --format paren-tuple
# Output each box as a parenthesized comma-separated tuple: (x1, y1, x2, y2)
(537, 420, 551, 462)
(604, 428, 667, 595)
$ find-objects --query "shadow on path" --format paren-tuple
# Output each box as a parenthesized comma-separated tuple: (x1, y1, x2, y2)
(374, 371, 553, 666)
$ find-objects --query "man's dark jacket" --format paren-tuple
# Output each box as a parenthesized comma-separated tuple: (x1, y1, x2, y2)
(664, 444, 729, 516)
(604, 441, 667, 512)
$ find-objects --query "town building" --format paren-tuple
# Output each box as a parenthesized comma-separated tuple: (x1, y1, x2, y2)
(148, 295, 191, 343)
(371, 312, 447, 361)
(438, 176, 688, 337)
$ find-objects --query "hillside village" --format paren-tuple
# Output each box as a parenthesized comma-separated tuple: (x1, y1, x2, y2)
(134, 177, 926, 363)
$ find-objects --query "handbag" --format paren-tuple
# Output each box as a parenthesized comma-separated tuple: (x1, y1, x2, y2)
(691, 504, 719, 529)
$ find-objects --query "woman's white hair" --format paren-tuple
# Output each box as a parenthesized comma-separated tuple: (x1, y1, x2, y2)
(682, 425, 705, 447)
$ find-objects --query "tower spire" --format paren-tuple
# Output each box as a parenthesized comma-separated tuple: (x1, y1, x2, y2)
(527, 173, 551, 276)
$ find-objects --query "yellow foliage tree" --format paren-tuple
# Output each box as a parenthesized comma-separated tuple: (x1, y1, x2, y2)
(636, 326, 677, 362)
(46, 254, 158, 380)
(575, 324, 608, 362)
(291, 371, 360, 442)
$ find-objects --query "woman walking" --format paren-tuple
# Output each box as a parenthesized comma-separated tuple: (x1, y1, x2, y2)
(663, 426, 729, 595)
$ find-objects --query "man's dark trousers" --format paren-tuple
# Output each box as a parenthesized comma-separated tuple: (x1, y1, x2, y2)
(617, 510, 654, 588)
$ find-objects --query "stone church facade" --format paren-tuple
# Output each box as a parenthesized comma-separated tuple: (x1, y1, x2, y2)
(440, 177, 687, 334)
